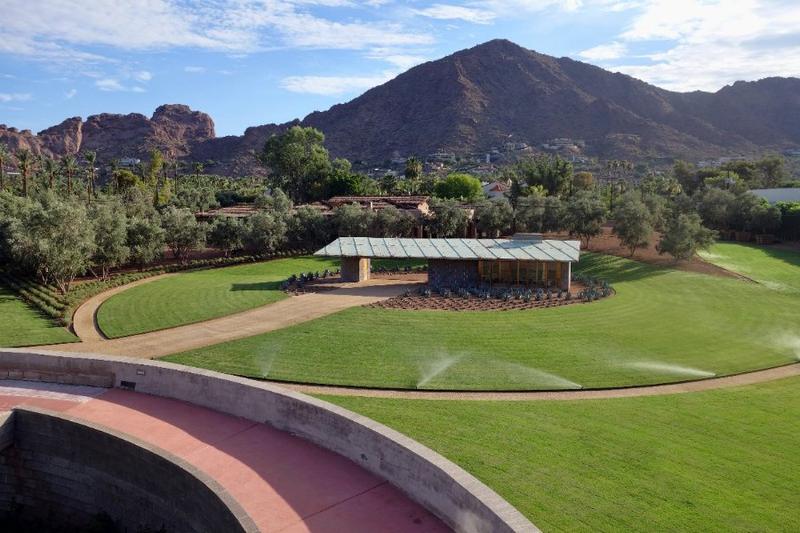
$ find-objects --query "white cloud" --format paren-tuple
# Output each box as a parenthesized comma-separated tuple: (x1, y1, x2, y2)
(95, 78, 124, 91)
(184, 66, 207, 73)
(0, 92, 31, 102)
(579, 41, 626, 61)
(367, 47, 429, 70)
(133, 70, 152, 81)
(281, 72, 394, 95)
(583, 0, 800, 91)
(413, 4, 496, 24)
(65, 88, 77, 99)
(0, 0, 434, 63)
(95, 78, 146, 92)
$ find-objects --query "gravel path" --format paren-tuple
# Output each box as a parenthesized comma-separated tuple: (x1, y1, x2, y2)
(42, 278, 419, 358)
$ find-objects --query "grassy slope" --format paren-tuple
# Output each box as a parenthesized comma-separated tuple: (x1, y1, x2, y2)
(0, 286, 77, 347)
(165, 253, 800, 389)
(326, 376, 800, 532)
(700, 243, 800, 293)
(97, 257, 337, 338)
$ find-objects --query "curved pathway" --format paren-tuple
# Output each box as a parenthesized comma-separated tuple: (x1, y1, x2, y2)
(44, 273, 800, 402)
(44, 278, 420, 358)
(279, 362, 800, 401)
(0, 380, 447, 532)
(71, 273, 175, 341)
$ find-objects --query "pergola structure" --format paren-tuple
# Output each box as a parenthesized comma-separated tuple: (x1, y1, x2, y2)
(315, 236, 581, 291)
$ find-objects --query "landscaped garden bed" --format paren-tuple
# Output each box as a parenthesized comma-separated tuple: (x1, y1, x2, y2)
(367, 283, 593, 312)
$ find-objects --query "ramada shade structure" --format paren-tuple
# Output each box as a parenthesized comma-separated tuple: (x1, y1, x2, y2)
(315, 236, 581, 290)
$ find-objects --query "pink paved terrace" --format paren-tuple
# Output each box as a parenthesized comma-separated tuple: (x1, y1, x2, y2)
(0, 380, 447, 533)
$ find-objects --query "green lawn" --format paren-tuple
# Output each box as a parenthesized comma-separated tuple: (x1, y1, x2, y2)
(165, 253, 800, 390)
(326, 376, 800, 532)
(97, 257, 337, 338)
(0, 286, 77, 347)
(700, 242, 800, 293)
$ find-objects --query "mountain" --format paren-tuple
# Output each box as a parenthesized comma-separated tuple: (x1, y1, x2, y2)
(2, 39, 799, 176)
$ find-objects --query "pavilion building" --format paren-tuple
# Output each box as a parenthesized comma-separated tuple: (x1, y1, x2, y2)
(315, 235, 581, 291)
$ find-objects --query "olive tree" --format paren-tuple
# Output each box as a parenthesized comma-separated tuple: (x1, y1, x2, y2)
(697, 187, 736, 230)
(244, 211, 287, 254)
(474, 199, 513, 237)
(657, 212, 716, 261)
(160, 206, 207, 263)
(333, 203, 374, 237)
(563, 191, 607, 247)
(612, 193, 652, 256)
(90, 199, 130, 279)
(426, 198, 469, 237)
(287, 205, 330, 247)
(208, 216, 246, 257)
(515, 195, 563, 233)
(127, 216, 165, 269)
(372, 206, 416, 237)
(10, 194, 95, 293)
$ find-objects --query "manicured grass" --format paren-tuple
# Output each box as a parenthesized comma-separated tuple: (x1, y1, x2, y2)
(325, 376, 800, 532)
(0, 286, 77, 347)
(700, 242, 800, 293)
(97, 257, 337, 338)
(165, 253, 800, 390)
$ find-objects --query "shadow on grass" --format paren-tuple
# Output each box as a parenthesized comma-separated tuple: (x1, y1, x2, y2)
(230, 281, 281, 292)
(575, 253, 672, 283)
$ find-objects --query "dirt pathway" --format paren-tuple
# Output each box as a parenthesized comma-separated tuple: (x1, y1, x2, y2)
(280, 362, 800, 401)
(42, 279, 419, 358)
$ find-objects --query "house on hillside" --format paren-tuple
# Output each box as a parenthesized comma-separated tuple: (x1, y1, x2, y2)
(482, 181, 509, 199)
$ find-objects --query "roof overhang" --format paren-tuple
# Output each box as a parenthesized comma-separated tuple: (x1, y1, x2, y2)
(315, 237, 581, 263)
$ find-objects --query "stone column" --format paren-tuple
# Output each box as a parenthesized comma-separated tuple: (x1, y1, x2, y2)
(561, 262, 571, 292)
(341, 257, 371, 282)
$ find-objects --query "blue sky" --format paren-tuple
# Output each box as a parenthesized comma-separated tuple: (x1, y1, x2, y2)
(2, 0, 799, 136)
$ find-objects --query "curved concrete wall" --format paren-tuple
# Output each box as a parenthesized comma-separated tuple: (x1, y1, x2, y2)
(0, 348, 537, 533)
(0, 407, 255, 532)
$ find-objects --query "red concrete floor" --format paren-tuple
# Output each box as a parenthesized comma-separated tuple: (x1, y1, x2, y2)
(0, 381, 449, 532)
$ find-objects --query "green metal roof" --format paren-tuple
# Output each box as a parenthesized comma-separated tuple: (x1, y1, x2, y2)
(315, 237, 581, 262)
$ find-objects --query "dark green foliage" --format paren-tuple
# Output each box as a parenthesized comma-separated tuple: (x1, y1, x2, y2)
(613, 193, 653, 256)
(474, 199, 513, 237)
(657, 212, 716, 261)
(564, 191, 607, 247)
(515, 195, 563, 232)
(160, 206, 207, 263)
(433, 173, 483, 202)
(426, 198, 469, 237)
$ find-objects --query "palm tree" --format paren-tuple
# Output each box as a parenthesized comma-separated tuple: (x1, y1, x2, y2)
(0, 143, 9, 191)
(42, 157, 58, 189)
(192, 162, 204, 178)
(83, 150, 97, 203)
(61, 154, 78, 195)
(15, 149, 34, 197)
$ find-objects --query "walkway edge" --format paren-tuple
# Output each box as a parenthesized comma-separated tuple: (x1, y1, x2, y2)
(71, 273, 175, 341)
(276, 362, 800, 401)
(2, 348, 538, 533)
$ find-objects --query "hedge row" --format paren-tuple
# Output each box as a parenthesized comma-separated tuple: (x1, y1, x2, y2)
(0, 248, 316, 328)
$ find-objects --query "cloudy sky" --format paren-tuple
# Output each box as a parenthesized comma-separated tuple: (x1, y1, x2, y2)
(1, 0, 799, 136)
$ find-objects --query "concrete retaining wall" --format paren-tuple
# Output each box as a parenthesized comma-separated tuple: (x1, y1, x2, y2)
(0, 407, 256, 532)
(0, 349, 537, 533)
